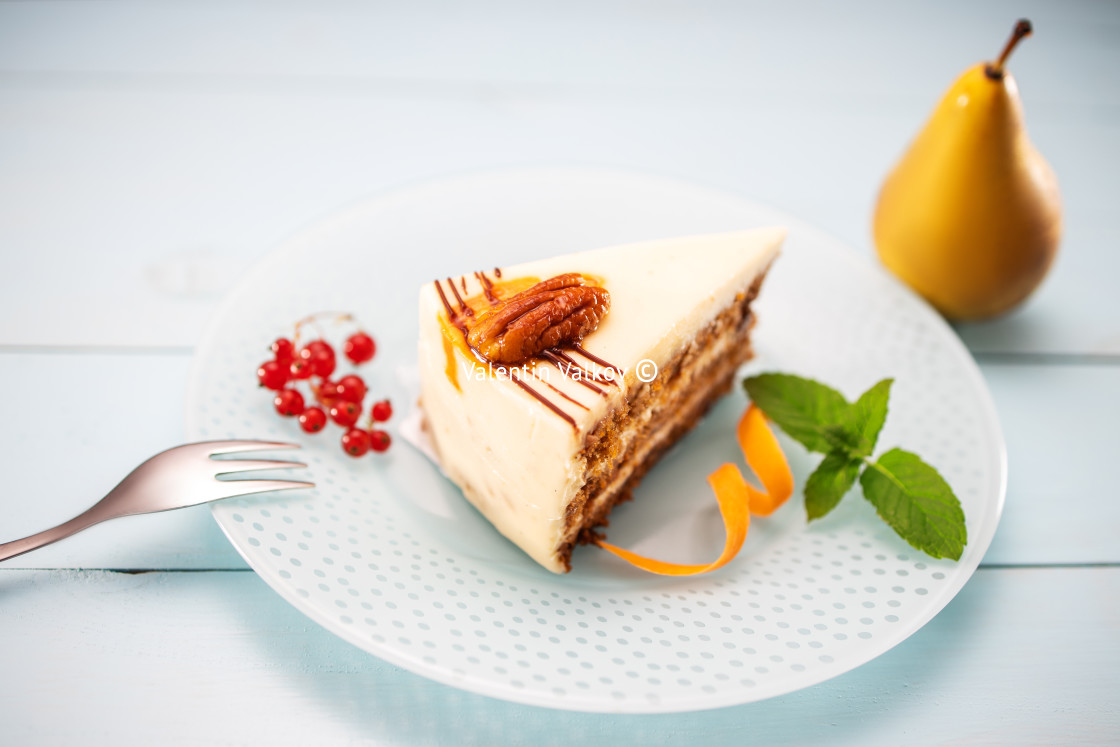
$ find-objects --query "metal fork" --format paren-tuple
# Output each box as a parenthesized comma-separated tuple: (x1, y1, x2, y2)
(0, 440, 314, 562)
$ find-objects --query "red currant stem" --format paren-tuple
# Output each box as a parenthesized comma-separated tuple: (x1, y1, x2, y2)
(295, 311, 355, 332)
(290, 311, 362, 350)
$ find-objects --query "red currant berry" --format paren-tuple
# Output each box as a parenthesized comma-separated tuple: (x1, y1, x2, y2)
(369, 429, 391, 452)
(257, 360, 290, 390)
(289, 358, 313, 380)
(300, 340, 336, 378)
(335, 374, 367, 403)
(299, 406, 327, 433)
(344, 331, 376, 364)
(315, 379, 341, 405)
(271, 337, 295, 365)
(371, 399, 393, 422)
(341, 428, 371, 457)
(329, 400, 361, 427)
(273, 388, 305, 417)
(301, 339, 332, 358)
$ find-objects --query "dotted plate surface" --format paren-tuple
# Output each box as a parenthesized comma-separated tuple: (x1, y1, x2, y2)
(186, 168, 1006, 713)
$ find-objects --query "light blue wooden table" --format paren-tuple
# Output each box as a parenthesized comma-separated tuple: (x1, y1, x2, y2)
(1, 2, 1117, 744)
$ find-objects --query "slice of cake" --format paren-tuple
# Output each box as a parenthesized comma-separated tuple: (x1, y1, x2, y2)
(417, 228, 785, 573)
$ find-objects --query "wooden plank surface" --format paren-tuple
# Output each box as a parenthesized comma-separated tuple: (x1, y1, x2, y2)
(0, 351, 247, 570)
(1, 0, 1116, 114)
(0, 566, 1115, 745)
(1, 3, 1118, 353)
(0, 1, 1117, 743)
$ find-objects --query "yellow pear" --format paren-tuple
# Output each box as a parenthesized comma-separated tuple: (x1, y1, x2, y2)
(873, 19, 1061, 321)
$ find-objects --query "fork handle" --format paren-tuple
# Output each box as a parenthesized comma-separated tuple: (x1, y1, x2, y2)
(0, 509, 106, 562)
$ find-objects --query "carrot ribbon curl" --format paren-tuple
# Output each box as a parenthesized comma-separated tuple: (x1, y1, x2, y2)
(594, 404, 793, 575)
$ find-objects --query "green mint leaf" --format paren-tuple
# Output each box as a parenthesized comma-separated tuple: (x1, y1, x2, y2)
(821, 424, 862, 453)
(743, 373, 851, 454)
(804, 453, 864, 520)
(859, 448, 967, 561)
(842, 378, 893, 457)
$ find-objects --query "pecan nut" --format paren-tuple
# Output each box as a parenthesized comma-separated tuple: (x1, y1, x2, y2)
(466, 273, 610, 364)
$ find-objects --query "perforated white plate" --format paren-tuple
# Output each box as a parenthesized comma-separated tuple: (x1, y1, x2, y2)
(185, 168, 1005, 713)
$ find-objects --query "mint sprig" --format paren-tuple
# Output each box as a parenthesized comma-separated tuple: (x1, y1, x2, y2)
(743, 373, 967, 561)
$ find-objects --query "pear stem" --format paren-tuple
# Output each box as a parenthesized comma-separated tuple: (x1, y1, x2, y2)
(986, 19, 1032, 80)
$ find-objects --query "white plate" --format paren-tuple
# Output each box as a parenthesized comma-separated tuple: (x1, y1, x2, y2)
(186, 167, 1006, 713)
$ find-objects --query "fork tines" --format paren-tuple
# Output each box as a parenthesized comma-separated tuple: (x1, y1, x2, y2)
(200, 440, 304, 456)
(199, 441, 314, 495)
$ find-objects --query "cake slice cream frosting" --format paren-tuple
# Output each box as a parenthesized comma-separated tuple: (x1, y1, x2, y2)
(417, 228, 786, 572)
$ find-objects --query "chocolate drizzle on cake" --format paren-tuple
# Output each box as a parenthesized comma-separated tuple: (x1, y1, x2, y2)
(433, 278, 457, 323)
(539, 349, 607, 395)
(474, 271, 499, 305)
(432, 271, 619, 430)
(542, 379, 591, 411)
(446, 276, 472, 318)
(510, 370, 578, 428)
(569, 343, 623, 379)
